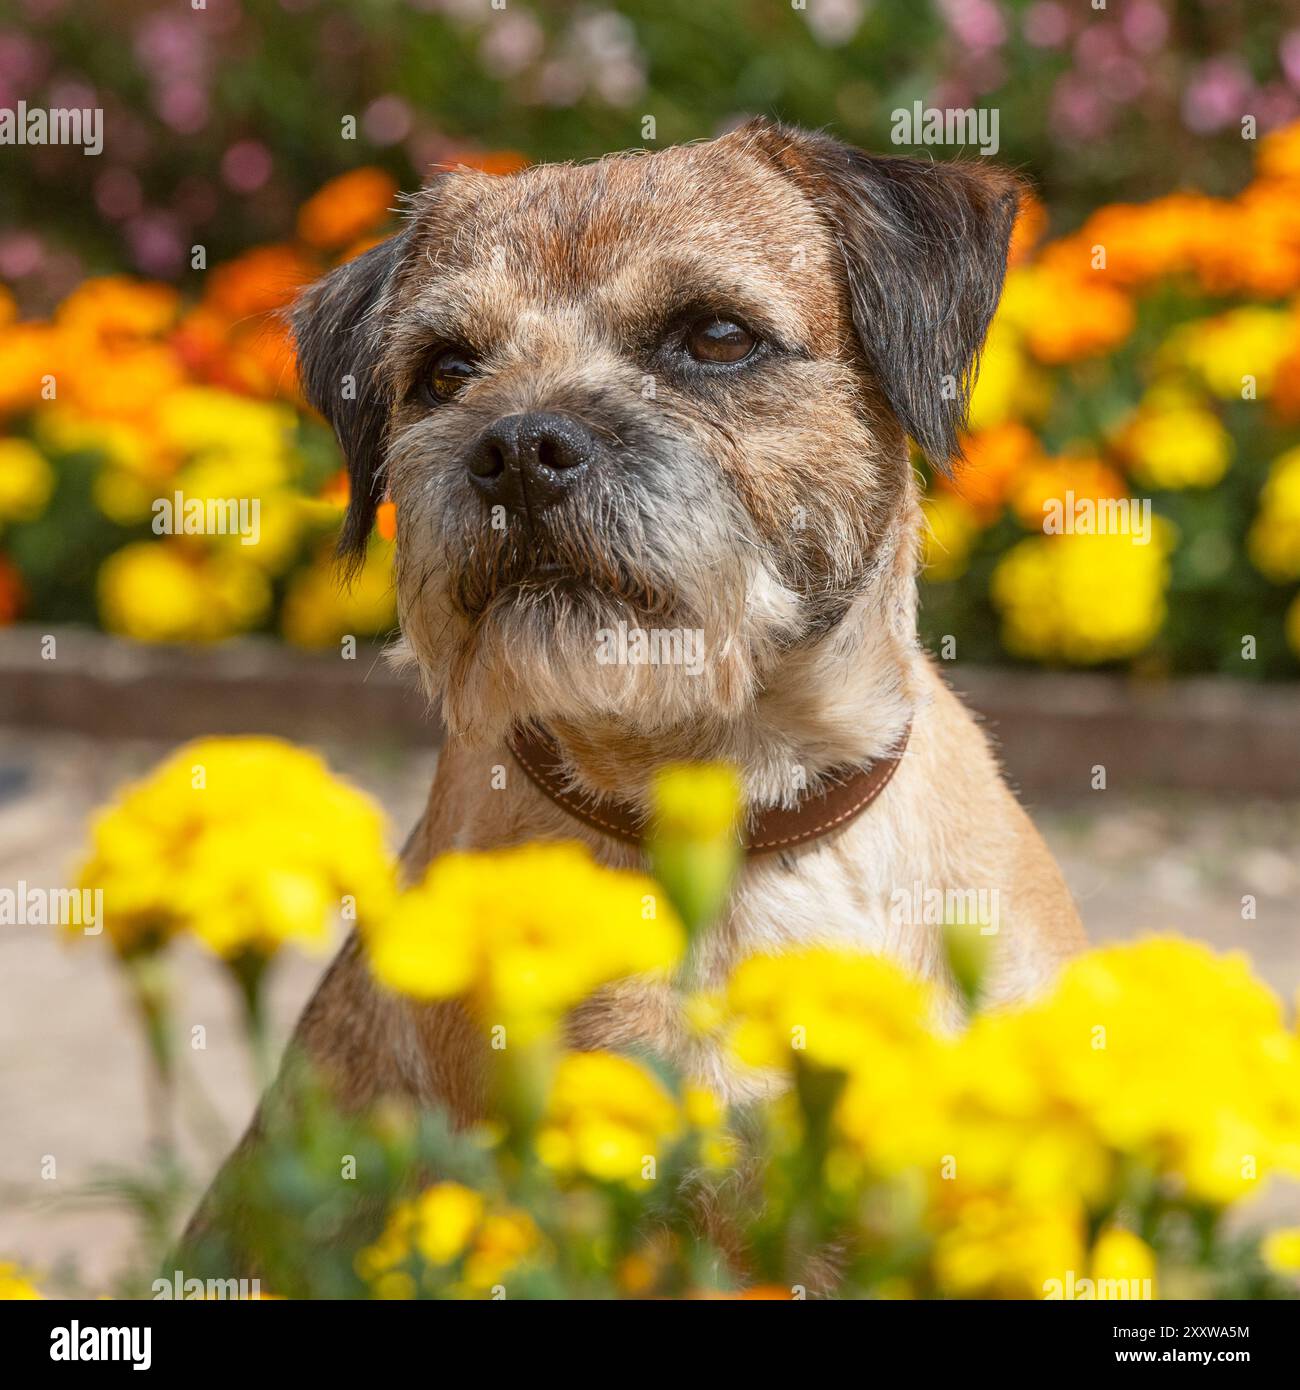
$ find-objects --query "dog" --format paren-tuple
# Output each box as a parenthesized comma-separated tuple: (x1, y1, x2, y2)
(186, 121, 1084, 1258)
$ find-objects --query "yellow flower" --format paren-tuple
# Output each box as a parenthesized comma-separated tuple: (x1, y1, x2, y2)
(37, 410, 165, 524)
(990, 524, 1173, 664)
(37, 408, 148, 466)
(0, 1262, 43, 1299)
(1261, 1227, 1300, 1276)
(727, 947, 935, 1077)
(77, 737, 394, 957)
(1161, 307, 1294, 401)
(1286, 593, 1300, 660)
(650, 761, 742, 936)
(410, 1184, 484, 1265)
(1000, 262, 1134, 364)
(207, 488, 307, 575)
(537, 1051, 682, 1186)
(933, 1195, 1085, 1299)
(281, 540, 396, 647)
(652, 763, 740, 842)
(357, 1182, 542, 1297)
(965, 320, 1050, 429)
(1248, 446, 1300, 583)
(0, 439, 55, 522)
(986, 938, 1300, 1204)
(98, 542, 271, 642)
(365, 842, 684, 1039)
(1091, 1227, 1157, 1299)
(156, 387, 296, 469)
(1121, 391, 1233, 490)
(921, 493, 980, 582)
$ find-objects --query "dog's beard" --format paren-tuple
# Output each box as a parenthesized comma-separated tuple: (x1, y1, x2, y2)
(396, 490, 808, 744)
(445, 501, 679, 625)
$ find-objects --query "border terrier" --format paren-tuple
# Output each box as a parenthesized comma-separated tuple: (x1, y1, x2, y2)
(190, 121, 1084, 1250)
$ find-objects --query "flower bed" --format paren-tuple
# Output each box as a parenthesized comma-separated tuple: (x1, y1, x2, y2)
(5, 737, 1293, 1300)
(2, 128, 1300, 674)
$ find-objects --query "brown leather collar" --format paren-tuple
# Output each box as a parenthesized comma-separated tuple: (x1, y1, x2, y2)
(508, 722, 911, 857)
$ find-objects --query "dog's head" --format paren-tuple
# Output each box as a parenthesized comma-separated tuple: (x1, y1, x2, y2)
(293, 121, 1018, 742)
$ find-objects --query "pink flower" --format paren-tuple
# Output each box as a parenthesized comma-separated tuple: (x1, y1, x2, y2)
(221, 140, 273, 195)
(94, 168, 143, 221)
(1121, 0, 1169, 55)
(1181, 57, 1253, 134)
(363, 95, 413, 146)
(1282, 29, 1300, 90)
(1023, 2, 1070, 50)
(939, 0, 1007, 53)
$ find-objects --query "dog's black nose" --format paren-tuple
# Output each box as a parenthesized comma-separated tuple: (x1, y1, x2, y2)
(466, 411, 593, 516)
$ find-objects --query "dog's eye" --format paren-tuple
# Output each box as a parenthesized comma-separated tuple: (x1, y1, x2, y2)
(426, 347, 477, 403)
(684, 317, 756, 364)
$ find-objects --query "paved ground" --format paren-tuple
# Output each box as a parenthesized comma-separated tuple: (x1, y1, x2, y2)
(1, 729, 1297, 1295)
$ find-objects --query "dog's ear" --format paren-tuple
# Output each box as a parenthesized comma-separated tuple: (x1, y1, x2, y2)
(747, 121, 1020, 471)
(292, 231, 411, 565)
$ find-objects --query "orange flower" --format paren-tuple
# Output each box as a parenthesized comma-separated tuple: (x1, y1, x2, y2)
(335, 233, 391, 266)
(1209, 184, 1300, 297)
(691, 1284, 793, 1300)
(1009, 452, 1128, 531)
(56, 276, 180, 343)
(1007, 191, 1048, 269)
(175, 301, 300, 400)
(376, 499, 397, 541)
(205, 244, 317, 319)
(226, 319, 299, 399)
(63, 342, 187, 425)
(0, 323, 62, 416)
(0, 555, 25, 624)
(941, 422, 1043, 522)
(1272, 339, 1300, 423)
(1062, 195, 1219, 288)
(1003, 260, 1134, 364)
(297, 168, 398, 250)
(442, 149, 530, 177)
(319, 469, 350, 508)
(1257, 119, 1300, 183)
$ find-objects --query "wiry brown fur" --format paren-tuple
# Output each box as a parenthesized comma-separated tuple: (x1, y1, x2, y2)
(183, 122, 1084, 1276)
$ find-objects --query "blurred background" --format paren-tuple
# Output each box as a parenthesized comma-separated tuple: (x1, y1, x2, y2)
(1, 0, 1299, 1293)
(0, 0, 1299, 668)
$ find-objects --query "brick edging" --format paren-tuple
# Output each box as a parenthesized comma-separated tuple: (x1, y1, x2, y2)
(0, 627, 1296, 797)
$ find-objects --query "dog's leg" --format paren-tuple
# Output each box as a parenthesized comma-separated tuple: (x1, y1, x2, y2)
(175, 921, 486, 1282)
